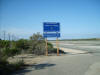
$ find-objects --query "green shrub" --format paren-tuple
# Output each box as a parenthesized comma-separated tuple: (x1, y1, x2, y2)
(0, 40, 10, 48)
(48, 42, 53, 50)
(11, 60, 24, 70)
(0, 56, 9, 75)
(29, 32, 46, 55)
(0, 60, 24, 75)
(10, 48, 20, 55)
(1, 48, 19, 57)
(48, 48, 66, 54)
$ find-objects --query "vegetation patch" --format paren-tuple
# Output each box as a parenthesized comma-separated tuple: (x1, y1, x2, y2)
(0, 32, 65, 75)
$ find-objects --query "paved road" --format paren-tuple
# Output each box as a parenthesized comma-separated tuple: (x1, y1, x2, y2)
(14, 41, 100, 75)
(14, 54, 100, 75)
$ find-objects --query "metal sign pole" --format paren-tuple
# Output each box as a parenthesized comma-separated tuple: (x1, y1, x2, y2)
(45, 37, 48, 56)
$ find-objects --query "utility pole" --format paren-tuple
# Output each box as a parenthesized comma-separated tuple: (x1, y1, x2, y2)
(8, 33, 11, 48)
(12, 34, 15, 41)
(8, 33, 11, 41)
(3, 31, 6, 40)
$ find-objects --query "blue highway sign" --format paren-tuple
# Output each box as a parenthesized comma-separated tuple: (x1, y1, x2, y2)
(43, 33, 60, 38)
(43, 22, 60, 32)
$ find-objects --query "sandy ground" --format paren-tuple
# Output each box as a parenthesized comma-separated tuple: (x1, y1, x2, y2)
(60, 47, 87, 54)
(9, 46, 87, 65)
(8, 54, 50, 65)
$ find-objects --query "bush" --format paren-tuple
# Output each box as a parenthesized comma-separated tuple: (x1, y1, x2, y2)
(0, 56, 10, 75)
(0, 60, 24, 75)
(0, 40, 10, 48)
(0, 47, 22, 75)
(29, 32, 46, 55)
(1, 48, 19, 57)
(48, 48, 66, 54)
(16, 39, 29, 51)
(48, 42, 53, 50)
(11, 60, 24, 70)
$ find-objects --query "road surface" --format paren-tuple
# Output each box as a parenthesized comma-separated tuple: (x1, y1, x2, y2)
(13, 40, 100, 75)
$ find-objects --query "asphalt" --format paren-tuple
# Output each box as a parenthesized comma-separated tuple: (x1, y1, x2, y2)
(13, 40, 100, 75)
(14, 54, 100, 75)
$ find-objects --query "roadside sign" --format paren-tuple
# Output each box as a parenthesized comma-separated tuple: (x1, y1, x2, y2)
(43, 22, 60, 32)
(43, 33, 60, 38)
(43, 22, 60, 56)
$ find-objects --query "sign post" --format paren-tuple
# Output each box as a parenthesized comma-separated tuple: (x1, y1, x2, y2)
(45, 37, 48, 56)
(56, 37, 59, 56)
(43, 22, 60, 56)
(56, 32, 59, 56)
